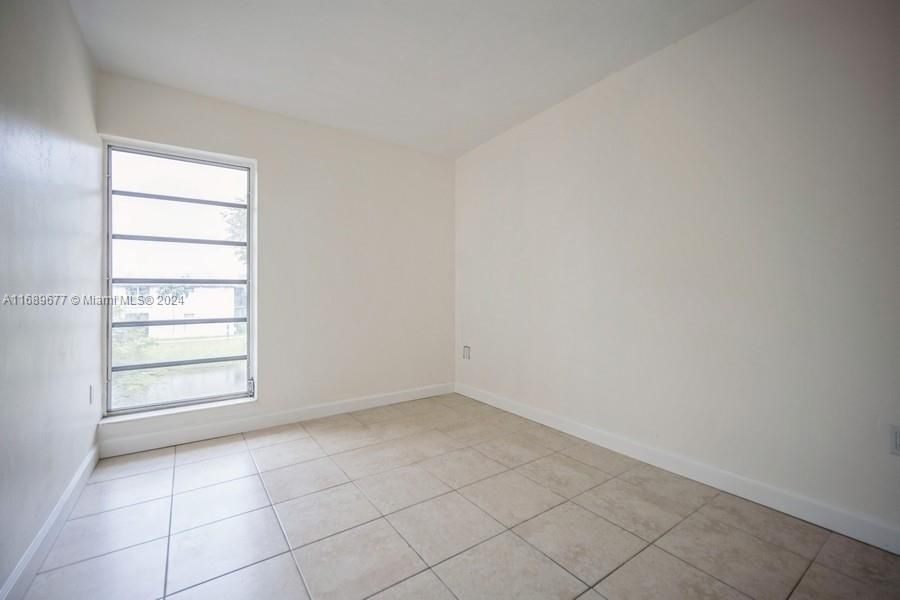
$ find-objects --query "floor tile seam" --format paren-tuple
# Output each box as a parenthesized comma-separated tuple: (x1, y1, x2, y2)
(809, 538, 891, 592)
(358, 565, 462, 600)
(317, 444, 446, 595)
(175, 441, 250, 466)
(74, 472, 281, 527)
(675, 494, 818, 565)
(86, 463, 175, 485)
(260, 462, 316, 600)
(172, 471, 263, 496)
(73, 470, 270, 522)
(646, 544, 757, 599)
(241, 432, 312, 451)
(162, 549, 295, 598)
(642, 494, 763, 598)
(323, 424, 463, 460)
(68, 490, 175, 521)
(169, 503, 276, 537)
(505, 526, 593, 591)
(486, 420, 841, 565)
(162, 460, 176, 597)
(36, 535, 170, 576)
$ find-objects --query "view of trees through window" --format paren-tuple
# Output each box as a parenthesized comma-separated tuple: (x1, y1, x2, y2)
(108, 147, 252, 412)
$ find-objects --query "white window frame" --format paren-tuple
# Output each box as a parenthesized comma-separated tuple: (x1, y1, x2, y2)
(103, 138, 257, 416)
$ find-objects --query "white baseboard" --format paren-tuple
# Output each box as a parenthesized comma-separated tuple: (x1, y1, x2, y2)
(99, 383, 454, 457)
(1, 446, 98, 600)
(455, 383, 900, 555)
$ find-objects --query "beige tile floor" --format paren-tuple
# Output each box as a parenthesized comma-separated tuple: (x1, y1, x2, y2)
(25, 394, 900, 600)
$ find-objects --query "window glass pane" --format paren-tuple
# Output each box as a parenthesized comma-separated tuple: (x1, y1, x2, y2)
(111, 149, 247, 204)
(112, 323, 246, 367)
(111, 284, 247, 322)
(112, 195, 247, 241)
(112, 239, 247, 279)
(110, 360, 247, 411)
(107, 146, 252, 413)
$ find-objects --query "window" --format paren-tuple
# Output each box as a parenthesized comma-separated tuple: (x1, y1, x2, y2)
(106, 144, 254, 414)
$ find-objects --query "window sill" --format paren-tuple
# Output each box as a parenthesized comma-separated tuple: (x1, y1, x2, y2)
(99, 395, 256, 425)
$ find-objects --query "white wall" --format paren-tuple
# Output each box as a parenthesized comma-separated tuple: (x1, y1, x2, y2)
(456, 0, 899, 551)
(0, 0, 103, 592)
(96, 73, 455, 452)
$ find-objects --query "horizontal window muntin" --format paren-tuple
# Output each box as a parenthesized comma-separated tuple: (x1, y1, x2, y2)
(107, 144, 253, 414)
(112, 194, 247, 240)
(111, 355, 248, 372)
(112, 234, 246, 247)
(112, 238, 247, 280)
(111, 278, 248, 284)
(111, 189, 247, 209)
(110, 147, 248, 204)
(111, 322, 247, 367)
(110, 360, 249, 413)
(113, 317, 247, 328)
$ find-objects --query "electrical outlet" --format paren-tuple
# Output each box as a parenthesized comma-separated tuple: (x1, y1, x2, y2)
(462, 345, 471, 360)
(892, 425, 900, 456)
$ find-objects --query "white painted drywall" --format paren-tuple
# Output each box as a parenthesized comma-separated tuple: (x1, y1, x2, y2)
(456, 0, 900, 548)
(95, 73, 454, 448)
(0, 0, 103, 590)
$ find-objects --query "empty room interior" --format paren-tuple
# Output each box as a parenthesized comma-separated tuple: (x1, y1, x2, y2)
(2, 1, 899, 599)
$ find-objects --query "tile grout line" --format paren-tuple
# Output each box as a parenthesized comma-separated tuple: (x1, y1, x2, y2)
(138, 407, 731, 596)
(318, 440, 439, 585)
(683, 498, 828, 565)
(162, 406, 459, 598)
(76, 449, 770, 600)
(74, 404, 712, 575)
(69, 469, 266, 522)
(161, 458, 176, 598)
(363, 529, 514, 600)
(465, 436, 750, 595)
(785, 558, 815, 599)
(293, 420, 481, 600)
(547, 446, 826, 574)
(86, 463, 175, 485)
(87, 438, 258, 487)
(649, 545, 755, 599)
(584, 487, 746, 597)
(170, 489, 272, 536)
(784, 533, 831, 599)
(172, 437, 250, 467)
(318, 403, 534, 461)
(16, 402, 624, 585)
(262, 428, 325, 598)
(640, 489, 771, 599)
(64, 396, 892, 600)
(347, 444, 593, 596)
(67, 491, 174, 522)
(267, 471, 351, 506)
(649, 490, 816, 565)
(363, 477, 585, 597)
(469, 404, 868, 569)
(488, 452, 649, 589)
(173, 469, 259, 496)
(287, 434, 392, 597)
(340, 465, 440, 598)
(506, 516, 591, 592)
(589, 544, 657, 596)
(802, 547, 886, 594)
(33, 535, 171, 576)
(163, 549, 296, 598)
